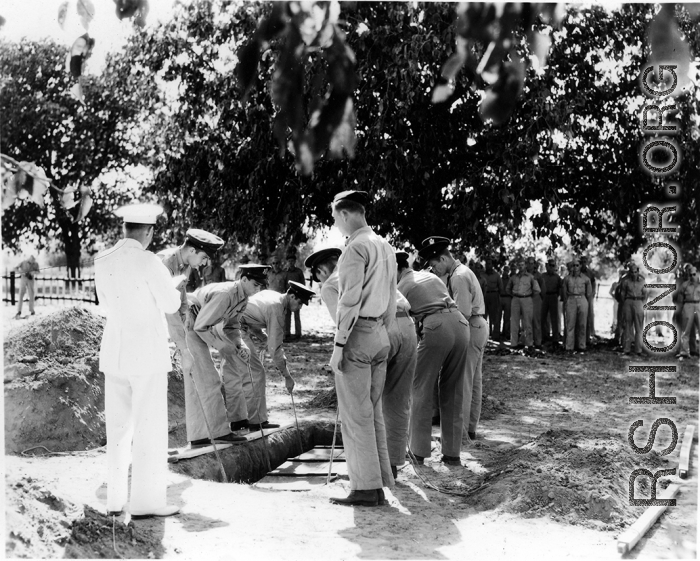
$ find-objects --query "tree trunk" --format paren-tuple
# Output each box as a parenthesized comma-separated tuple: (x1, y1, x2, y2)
(61, 220, 81, 288)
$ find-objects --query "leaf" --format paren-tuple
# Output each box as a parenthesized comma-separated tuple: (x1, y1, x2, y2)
(76, 0, 95, 30)
(58, 1, 69, 29)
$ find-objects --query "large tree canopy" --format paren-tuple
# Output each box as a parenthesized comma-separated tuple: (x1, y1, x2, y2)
(0, 39, 151, 272)
(57, 2, 700, 261)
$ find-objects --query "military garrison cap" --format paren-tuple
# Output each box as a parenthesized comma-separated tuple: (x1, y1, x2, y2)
(332, 190, 369, 206)
(239, 264, 270, 284)
(304, 248, 342, 283)
(185, 229, 224, 258)
(287, 281, 315, 304)
(114, 203, 163, 224)
(417, 236, 450, 261)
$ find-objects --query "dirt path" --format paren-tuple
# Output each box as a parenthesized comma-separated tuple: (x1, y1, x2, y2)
(4, 303, 698, 559)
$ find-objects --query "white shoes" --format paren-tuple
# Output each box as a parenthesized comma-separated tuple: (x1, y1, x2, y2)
(130, 504, 180, 519)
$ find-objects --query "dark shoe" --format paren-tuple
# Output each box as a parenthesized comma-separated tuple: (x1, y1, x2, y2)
(377, 489, 388, 506)
(230, 420, 249, 431)
(131, 504, 180, 519)
(189, 438, 211, 448)
(391, 465, 397, 479)
(253, 421, 280, 429)
(213, 433, 248, 443)
(431, 415, 440, 426)
(330, 490, 379, 507)
(467, 431, 476, 441)
(442, 455, 461, 466)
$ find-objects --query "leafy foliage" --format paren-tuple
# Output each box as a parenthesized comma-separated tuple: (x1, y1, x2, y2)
(0, 39, 150, 271)
(112, 2, 699, 262)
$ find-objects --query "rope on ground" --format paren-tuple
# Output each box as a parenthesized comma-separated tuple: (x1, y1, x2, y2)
(406, 446, 491, 498)
(20, 445, 106, 457)
(112, 515, 123, 559)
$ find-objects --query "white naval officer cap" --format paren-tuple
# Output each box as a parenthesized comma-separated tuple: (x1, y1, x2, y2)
(113, 203, 164, 224)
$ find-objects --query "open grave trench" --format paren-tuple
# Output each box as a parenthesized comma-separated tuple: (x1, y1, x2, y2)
(167, 420, 346, 487)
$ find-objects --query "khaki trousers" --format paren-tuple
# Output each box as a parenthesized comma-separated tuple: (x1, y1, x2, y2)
(226, 330, 267, 424)
(464, 316, 488, 434)
(510, 296, 533, 346)
(410, 310, 469, 458)
(484, 293, 501, 340)
(335, 319, 393, 490)
(532, 293, 543, 345)
(185, 326, 233, 442)
(385, 316, 418, 465)
(565, 296, 588, 351)
(680, 303, 699, 355)
(623, 299, 643, 354)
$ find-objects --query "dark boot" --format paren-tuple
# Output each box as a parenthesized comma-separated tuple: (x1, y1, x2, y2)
(329, 490, 379, 507)
(391, 465, 398, 479)
(378, 489, 389, 506)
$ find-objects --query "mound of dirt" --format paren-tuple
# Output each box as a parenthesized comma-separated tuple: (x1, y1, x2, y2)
(4, 307, 187, 454)
(5, 473, 79, 558)
(461, 429, 671, 530)
(5, 471, 162, 559)
(479, 394, 507, 420)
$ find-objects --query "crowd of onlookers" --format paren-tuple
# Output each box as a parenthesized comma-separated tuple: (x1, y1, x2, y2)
(184, 248, 700, 360)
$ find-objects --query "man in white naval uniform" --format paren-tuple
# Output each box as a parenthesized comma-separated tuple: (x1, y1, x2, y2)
(95, 203, 182, 519)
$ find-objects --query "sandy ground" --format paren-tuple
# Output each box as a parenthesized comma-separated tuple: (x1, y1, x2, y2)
(4, 298, 699, 559)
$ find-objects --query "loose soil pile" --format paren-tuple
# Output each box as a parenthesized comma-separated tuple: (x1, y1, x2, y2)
(5, 471, 161, 559)
(418, 428, 671, 531)
(4, 306, 187, 453)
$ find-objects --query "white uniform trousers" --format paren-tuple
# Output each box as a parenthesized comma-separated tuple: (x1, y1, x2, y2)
(105, 369, 168, 513)
(464, 316, 488, 434)
(335, 318, 393, 490)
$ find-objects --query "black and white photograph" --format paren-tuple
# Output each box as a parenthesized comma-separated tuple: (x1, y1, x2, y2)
(1, 1, 699, 558)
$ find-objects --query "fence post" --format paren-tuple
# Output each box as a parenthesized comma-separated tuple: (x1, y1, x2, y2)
(10, 272, 15, 306)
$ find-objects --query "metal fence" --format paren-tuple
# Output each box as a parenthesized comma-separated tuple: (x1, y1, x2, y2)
(3, 271, 98, 306)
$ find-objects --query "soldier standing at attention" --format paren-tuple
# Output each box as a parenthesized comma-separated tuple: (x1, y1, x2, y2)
(526, 256, 545, 348)
(506, 258, 540, 349)
(482, 256, 503, 342)
(499, 262, 513, 342)
(541, 257, 563, 347)
(562, 259, 592, 353)
(421, 237, 487, 442)
(96, 204, 181, 519)
(619, 262, 647, 358)
(267, 256, 288, 293)
(581, 255, 597, 343)
(284, 253, 306, 340)
(328, 191, 397, 507)
(676, 265, 700, 359)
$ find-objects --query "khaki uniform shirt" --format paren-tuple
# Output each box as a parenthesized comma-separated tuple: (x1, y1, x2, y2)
(563, 273, 593, 298)
(157, 247, 190, 349)
(506, 272, 541, 297)
(240, 290, 289, 374)
(620, 275, 646, 300)
(483, 270, 503, 294)
(335, 226, 397, 346)
(397, 269, 456, 323)
(679, 280, 700, 303)
(191, 281, 248, 350)
(445, 261, 485, 317)
(542, 272, 563, 295)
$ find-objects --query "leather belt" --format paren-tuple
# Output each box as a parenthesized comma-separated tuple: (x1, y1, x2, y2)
(469, 314, 487, 320)
(568, 294, 585, 298)
(486, 290, 499, 293)
(513, 294, 532, 298)
(546, 292, 559, 295)
(684, 300, 699, 303)
(627, 297, 644, 300)
(358, 316, 380, 321)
